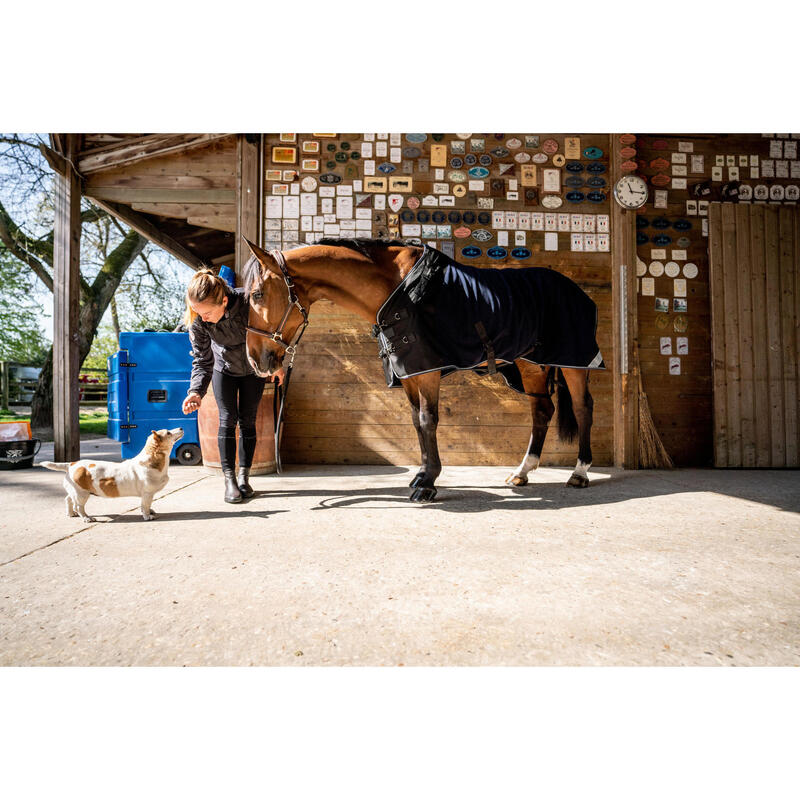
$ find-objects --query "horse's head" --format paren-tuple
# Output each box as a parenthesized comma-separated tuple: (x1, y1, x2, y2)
(242, 238, 309, 378)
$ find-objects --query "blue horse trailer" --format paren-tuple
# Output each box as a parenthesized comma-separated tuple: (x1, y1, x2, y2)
(107, 331, 201, 464)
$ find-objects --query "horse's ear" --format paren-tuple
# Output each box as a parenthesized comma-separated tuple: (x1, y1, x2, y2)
(243, 237, 283, 277)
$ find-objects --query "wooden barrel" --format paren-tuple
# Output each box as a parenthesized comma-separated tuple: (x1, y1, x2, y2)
(197, 384, 276, 475)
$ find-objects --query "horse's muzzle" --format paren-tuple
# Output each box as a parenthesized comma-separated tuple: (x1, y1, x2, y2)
(248, 348, 278, 378)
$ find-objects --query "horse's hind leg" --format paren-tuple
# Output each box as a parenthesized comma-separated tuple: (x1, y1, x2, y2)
(506, 362, 555, 486)
(561, 368, 594, 488)
(401, 372, 442, 502)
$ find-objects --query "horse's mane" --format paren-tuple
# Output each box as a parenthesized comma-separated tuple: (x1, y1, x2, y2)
(241, 254, 261, 296)
(317, 237, 417, 261)
(242, 238, 418, 293)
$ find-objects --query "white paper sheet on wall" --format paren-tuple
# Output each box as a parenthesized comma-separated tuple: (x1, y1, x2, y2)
(266, 196, 283, 218)
(282, 196, 300, 218)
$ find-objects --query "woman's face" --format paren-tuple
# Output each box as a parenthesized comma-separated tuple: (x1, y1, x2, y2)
(191, 295, 228, 324)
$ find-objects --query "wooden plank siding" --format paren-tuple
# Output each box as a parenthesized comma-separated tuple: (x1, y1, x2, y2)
(83, 137, 238, 233)
(270, 132, 616, 468)
(77, 133, 232, 174)
(708, 203, 800, 467)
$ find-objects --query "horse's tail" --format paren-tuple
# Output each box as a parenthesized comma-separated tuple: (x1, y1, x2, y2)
(556, 368, 578, 443)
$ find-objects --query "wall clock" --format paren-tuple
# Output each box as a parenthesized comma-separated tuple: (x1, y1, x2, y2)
(613, 174, 648, 209)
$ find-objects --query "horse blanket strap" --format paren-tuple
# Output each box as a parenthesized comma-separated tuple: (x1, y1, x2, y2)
(473, 321, 497, 375)
(373, 245, 605, 395)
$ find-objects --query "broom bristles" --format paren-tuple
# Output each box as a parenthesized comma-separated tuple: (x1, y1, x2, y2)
(637, 368, 674, 469)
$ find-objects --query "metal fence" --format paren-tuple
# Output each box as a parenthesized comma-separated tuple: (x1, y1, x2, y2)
(1, 362, 108, 407)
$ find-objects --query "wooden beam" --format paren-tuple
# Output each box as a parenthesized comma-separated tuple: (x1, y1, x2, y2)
(76, 134, 232, 175)
(235, 134, 261, 274)
(53, 135, 82, 462)
(211, 252, 236, 267)
(610, 134, 640, 469)
(85, 187, 235, 204)
(39, 143, 69, 176)
(87, 197, 207, 271)
(187, 216, 236, 233)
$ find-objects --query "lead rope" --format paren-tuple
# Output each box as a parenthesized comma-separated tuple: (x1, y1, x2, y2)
(272, 366, 293, 475)
(271, 311, 309, 474)
(262, 249, 308, 475)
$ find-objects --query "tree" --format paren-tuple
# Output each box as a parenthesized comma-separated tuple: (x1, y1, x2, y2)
(0, 245, 51, 364)
(0, 134, 188, 436)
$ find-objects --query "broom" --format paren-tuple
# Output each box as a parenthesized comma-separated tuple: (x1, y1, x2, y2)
(635, 350, 674, 469)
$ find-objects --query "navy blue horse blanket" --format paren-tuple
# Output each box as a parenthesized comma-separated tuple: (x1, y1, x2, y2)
(373, 245, 604, 394)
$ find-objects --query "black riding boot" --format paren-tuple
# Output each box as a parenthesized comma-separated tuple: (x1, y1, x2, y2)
(218, 429, 241, 503)
(237, 433, 257, 499)
(223, 469, 242, 503)
(237, 467, 254, 498)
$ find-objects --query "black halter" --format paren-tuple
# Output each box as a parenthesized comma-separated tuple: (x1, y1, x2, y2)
(246, 249, 309, 368)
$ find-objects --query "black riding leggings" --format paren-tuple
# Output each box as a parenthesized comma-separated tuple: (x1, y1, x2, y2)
(211, 370, 267, 471)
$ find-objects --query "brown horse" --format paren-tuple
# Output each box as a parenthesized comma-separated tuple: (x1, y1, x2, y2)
(242, 238, 596, 502)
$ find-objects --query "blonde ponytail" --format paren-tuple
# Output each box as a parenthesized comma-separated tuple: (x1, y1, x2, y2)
(184, 268, 228, 327)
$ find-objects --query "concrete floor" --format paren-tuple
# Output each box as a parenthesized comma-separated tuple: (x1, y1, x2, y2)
(1, 438, 798, 666)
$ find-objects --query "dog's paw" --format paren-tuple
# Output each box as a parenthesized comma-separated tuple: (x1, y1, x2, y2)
(80, 516, 97, 523)
(142, 512, 156, 521)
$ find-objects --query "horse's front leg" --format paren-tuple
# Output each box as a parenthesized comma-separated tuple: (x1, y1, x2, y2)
(401, 372, 442, 502)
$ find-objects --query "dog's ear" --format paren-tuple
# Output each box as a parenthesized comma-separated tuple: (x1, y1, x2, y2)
(151, 430, 162, 440)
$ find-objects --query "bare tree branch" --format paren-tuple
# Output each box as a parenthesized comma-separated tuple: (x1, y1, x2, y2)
(0, 201, 54, 292)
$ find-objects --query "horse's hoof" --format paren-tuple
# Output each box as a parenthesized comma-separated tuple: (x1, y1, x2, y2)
(566, 474, 590, 488)
(409, 474, 425, 489)
(506, 473, 528, 486)
(410, 486, 437, 503)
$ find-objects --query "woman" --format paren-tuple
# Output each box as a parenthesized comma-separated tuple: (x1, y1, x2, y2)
(181, 269, 283, 503)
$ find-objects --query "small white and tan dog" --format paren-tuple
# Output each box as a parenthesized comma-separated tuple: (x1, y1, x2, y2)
(40, 427, 184, 522)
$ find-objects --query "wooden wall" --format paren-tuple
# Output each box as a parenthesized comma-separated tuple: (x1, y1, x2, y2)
(634, 133, 800, 466)
(262, 133, 614, 467)
(83, 137, 238, 233)
(709, 204, 799, 467)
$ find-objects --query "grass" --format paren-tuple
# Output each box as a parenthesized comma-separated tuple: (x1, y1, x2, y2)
(0, 407, 109, 436)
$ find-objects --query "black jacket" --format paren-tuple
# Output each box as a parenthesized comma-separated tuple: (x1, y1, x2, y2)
(188, 286, 254, 397)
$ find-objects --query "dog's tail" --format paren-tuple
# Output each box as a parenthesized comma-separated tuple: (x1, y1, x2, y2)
(40, 461, 71, 472)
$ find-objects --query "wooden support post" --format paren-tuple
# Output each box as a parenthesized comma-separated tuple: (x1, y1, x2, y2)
(610, 135, 640, 469)
(235, 134, 261, 276)
(53, 134, 82, 462)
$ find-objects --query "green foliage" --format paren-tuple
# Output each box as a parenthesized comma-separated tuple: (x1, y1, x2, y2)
(81, 324, 119, 370)
(77, 409, 108, 435)
(0, 406, 108, 435)
(0, 246, 50, 365)
(115, 263, 188, 332)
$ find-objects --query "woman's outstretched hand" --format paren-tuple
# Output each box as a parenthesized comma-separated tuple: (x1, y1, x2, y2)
(182, 392, 202, 414)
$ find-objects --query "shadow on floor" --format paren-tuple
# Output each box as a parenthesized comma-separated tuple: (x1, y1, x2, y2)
(104, 508, 289, 523)
(247, 468, 800, 515)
